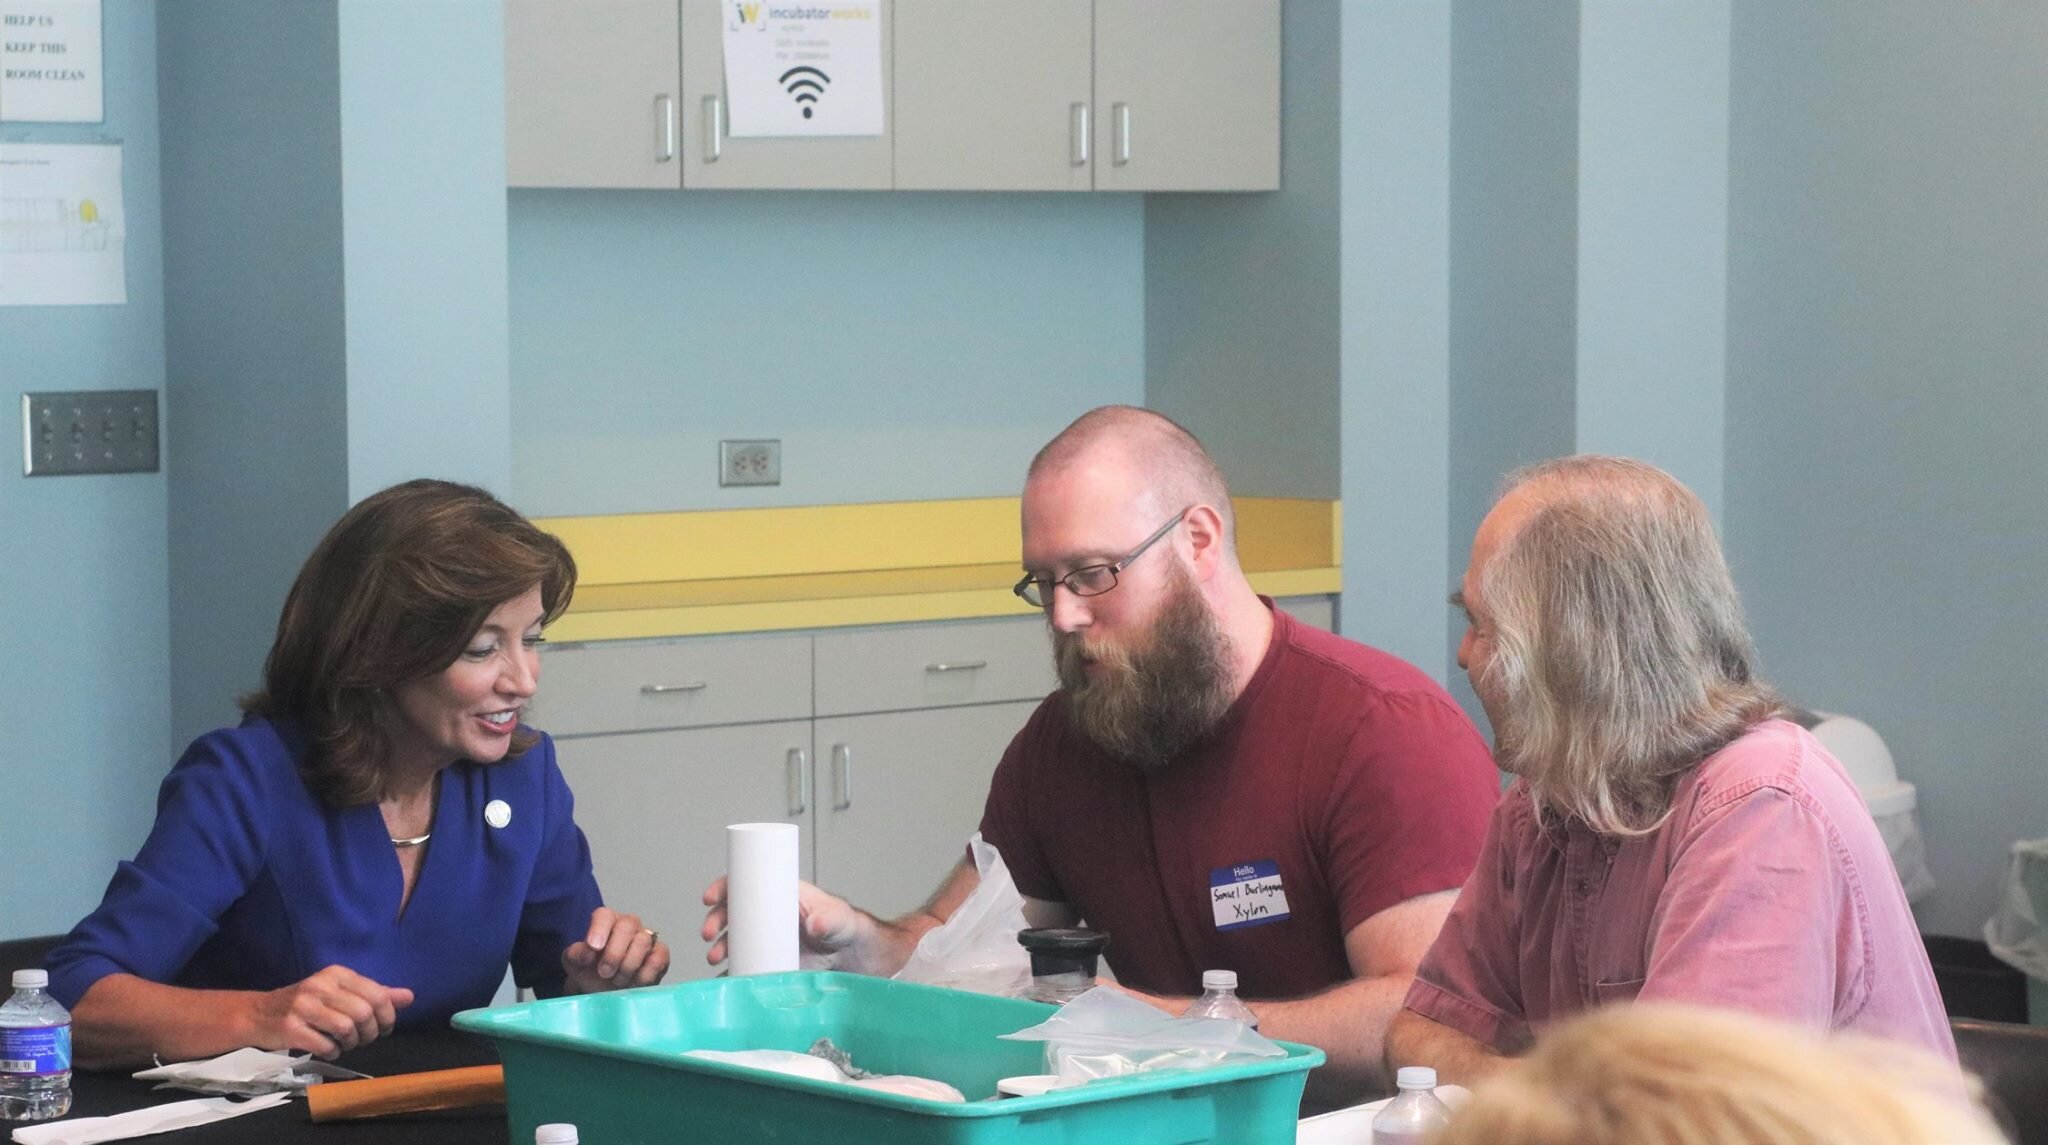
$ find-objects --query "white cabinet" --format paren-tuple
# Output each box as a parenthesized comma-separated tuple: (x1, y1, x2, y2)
(814, 700, 1042, 919)
(678, 0, 896, 190)
(1093, 0, 1280, 192)
(506, 0, 1277, 192)
(541, 615, 1055, 974)
(1276, 594, 1333, 632)
(893, 0, 1093, 192)
(506, 0, 682, 189)
(556, 720, 810, 981)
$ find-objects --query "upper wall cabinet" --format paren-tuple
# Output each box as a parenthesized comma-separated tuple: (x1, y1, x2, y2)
(893, 0, 1093, 192)
(1093, 0, 1280, 192)
(507, 0, 683, 189)
(679, 0, 896, 190)
(507, 0, 1278, 193)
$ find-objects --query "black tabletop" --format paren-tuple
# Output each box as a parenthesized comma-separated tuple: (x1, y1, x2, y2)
(60, 1030, 508, 1145)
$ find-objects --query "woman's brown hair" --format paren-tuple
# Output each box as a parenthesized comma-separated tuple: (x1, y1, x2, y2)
(241, 479, 577, 807)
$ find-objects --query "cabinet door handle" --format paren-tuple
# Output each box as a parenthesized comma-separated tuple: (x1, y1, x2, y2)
(925, 660, 986, 673)
(830, 744, 853, 811)
(1070, 102, 1090, 167)
(787, 748, 809, 816)
(640, 681, 707, 694)
(1113, 103, 1131, 166)
(703, 94, 724, 162)
(655, 94, 676, 162)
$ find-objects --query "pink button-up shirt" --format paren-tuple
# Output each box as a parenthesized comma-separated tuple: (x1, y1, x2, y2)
(1405, 719, 1955, 1062)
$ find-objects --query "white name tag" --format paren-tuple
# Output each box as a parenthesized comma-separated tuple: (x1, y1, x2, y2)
(1210, 861, 1292, 932)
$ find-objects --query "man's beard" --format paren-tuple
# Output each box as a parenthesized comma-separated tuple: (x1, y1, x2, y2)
(1053, 567, 1236, 771)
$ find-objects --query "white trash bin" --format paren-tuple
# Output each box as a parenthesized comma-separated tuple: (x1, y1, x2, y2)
(1807, 711, 1936, 903)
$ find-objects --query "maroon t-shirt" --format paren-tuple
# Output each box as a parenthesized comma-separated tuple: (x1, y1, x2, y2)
(980, 605, 1500, 999)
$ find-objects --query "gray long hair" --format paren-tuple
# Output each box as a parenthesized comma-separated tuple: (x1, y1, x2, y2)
(1479, 457, 1781, 835)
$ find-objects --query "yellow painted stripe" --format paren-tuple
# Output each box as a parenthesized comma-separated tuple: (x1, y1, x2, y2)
(532, 497, 1341, 641)
(536, 497, 1339, 586)
(535, 498, 1021, 586)
(546, 568, 1343, 643)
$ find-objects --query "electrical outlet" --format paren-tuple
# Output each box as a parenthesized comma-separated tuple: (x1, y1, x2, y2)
(23, 390, 160, 477)
(719, 439, 781, 487)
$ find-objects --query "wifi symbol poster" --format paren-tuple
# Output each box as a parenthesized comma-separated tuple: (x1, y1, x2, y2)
(721, 1, 884, 138)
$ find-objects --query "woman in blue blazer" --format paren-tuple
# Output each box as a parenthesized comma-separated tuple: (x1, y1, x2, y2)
(48, 479, 668, 1068)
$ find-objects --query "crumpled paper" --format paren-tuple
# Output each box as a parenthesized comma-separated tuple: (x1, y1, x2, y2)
(10, 1093, 290, 1145)
(132, 1047, 368, 1095)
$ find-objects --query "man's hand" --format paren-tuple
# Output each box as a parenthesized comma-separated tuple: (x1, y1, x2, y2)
(563, 906, 671, 993)
(1384, 1008, 1509, 1088)
(247, 965, 414, 1059)
(700, 874, 881, 972)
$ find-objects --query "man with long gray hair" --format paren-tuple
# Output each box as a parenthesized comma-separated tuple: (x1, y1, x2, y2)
(1386, 456, 1954, 1085)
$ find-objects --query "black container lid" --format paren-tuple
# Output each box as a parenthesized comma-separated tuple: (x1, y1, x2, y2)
(1017, 927, 1111, 978)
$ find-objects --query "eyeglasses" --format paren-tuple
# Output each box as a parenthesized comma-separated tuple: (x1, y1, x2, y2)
(1013, 508, 1191, 609)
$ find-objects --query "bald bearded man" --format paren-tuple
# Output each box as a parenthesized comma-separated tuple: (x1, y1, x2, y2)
(705, 406, 1499, 1101)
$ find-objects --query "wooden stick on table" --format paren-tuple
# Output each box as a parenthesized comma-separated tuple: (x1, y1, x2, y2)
(305, 1065, 507, 1121)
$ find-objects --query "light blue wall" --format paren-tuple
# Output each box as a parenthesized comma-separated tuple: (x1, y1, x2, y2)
(162, 0, 511, 750)
(160, 0, 350, 748)
(1337, 1, 1452, 679)
(1144, 0, 1339, 502)
(1725, 0, 2048, 937)
(0, 0, 168, 937)
(507, 192, 1144, 516)
(1575, 0, 1729, 518)
(1443, 1, 1583, 721)
(338, 0, 511, 501)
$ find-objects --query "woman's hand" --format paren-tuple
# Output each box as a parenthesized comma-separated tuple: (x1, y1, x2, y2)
(562, 906, 671, 993)
(248, 965, 414, 1059)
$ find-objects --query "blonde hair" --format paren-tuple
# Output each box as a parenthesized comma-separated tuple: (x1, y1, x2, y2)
(1479, 456, 1779, 834)
(1433, 1004, 2004, 1145)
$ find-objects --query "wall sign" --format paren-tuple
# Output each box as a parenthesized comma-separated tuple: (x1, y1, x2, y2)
(0, 0, 103, 124)
(721, 1, 882, 138)
(0, 142, 125, 306)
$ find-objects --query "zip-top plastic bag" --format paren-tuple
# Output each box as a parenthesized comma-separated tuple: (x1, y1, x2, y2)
(1000, 985, 1284, 1085)
(891, 833, 1033, 997)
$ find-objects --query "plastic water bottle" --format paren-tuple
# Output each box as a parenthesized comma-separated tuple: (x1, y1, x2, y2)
(1181, 969, 1260, 1031)
(535, 1125, 578, 1144)
(1372, 1066, 1451, 1144)
(0, 970, 71, 1121)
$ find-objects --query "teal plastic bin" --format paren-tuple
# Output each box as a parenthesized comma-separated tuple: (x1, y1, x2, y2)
(453, 971, 1322, 1144)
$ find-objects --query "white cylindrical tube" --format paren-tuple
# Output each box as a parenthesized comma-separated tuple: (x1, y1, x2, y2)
(726, 822, 800, 976)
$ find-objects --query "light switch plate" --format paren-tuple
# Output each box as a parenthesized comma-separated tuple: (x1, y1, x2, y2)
(23, 390, 161, 476)
(720, 439, 781, 487)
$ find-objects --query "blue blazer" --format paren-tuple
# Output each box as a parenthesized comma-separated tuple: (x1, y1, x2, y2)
(47, 717, 604, 1027)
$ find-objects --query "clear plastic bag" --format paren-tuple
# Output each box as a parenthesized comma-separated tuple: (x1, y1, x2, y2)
(891, 833, 1033, 997)
(999, 986, 1283, 1086)
(1986, 837, 2048, 980)
(1873, 807, 1936, 903)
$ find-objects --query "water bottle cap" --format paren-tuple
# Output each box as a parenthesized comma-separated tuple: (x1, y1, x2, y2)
(1396, 1066, 1438, 1090)
(11, 970, 47, 990)
(534, 1125, 578, 1145)
(1201, 969, 1238, 991)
